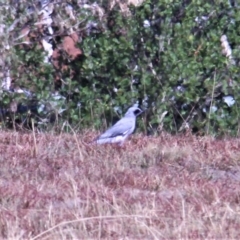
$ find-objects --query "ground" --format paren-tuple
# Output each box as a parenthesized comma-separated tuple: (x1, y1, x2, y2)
(0, 131, 240, 239)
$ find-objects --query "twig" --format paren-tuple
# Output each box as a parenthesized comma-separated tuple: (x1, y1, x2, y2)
(31, 214, 151, 240)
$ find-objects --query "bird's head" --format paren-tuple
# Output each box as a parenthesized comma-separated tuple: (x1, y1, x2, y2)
(124, 106, 143, 117)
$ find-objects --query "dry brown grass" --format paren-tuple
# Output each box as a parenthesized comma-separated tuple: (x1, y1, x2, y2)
(0, 130, 240, 239)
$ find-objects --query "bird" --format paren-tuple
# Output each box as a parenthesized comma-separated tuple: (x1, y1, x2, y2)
(92, 105, 143, 145)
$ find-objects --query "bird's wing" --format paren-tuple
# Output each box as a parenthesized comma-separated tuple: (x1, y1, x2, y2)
(97, 117, 135, 139)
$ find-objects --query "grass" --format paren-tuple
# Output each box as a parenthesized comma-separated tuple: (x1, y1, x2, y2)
(0, 130, 240, 239)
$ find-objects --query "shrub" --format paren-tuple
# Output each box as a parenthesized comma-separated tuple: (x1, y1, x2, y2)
(1, 0, 240, 135)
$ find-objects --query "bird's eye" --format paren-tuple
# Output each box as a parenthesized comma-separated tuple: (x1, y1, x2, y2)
(134, 109, 142, 116)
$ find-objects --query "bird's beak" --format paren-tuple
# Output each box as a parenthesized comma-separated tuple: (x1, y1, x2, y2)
(136, 109, 143, 116)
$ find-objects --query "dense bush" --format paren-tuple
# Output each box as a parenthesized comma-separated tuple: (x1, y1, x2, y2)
(0, 0, 240, 135)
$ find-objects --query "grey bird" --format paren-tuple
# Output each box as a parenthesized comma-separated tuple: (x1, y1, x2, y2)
(93, 106, 143, 145)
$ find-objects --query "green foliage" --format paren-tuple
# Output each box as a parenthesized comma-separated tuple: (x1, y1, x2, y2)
(1, 1, 240, 136)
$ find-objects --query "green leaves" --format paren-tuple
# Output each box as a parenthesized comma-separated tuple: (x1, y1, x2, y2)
(1, 1, 240, 135)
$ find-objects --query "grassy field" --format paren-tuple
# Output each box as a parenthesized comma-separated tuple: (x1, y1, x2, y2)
(0, 130, 240, 239)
